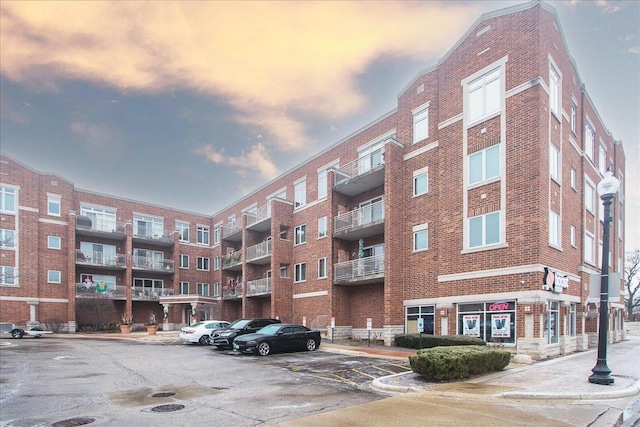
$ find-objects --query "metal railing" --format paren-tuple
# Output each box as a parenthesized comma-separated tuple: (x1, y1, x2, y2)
(333, 148, 384, 185)
(132, 286, 174, 299)
(246, 240, 271, 261)
(245, 204, 270, 227)
(132, 256, 174, 272)
(222, 252, 242, 269)
(334, 254, 385, 282)
(75, 283, 126, 299)
(75, 249, 126, 268)
(221, 224, 242, 239)
(132, 228, 175, 243)
(76, 217, 127, 234)
(222, 283, 243, 299)
(334, 200, 385, 233)
(246, 277, 271, 296)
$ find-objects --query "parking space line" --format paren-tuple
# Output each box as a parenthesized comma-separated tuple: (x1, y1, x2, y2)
(351, 369, 377, 380)
(370, 365, 397, 374)
(307, 373, 359, 386)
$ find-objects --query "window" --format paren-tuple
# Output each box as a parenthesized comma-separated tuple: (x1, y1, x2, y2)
(176, 221, 189, 242)
(81, 242, 117, 265)
(469, 145, 500, 186)
(585, 180, 595, 213)
(584, 232, 595, 264)
(213, 225, 220, 245)
(0, 266, 16, 285)
(133, 278, 164, 295)
(196, 283, 210, 296)
(180, 281, 189, 294)
(413, 167, 429, 196)
(413, 223, 429, 252)
(549, 143, 560, 182)
(214, 256, 220, 270)
(48, 195, 61, 217)
(213, 282, 221, 297)
(570, 168, 576, 190)
(570, 101, 577, 133)
(80, 206, 116, 233)
(546, 301, 559, 344)
(469, 211, 500, 248)
(317, 169, 328, 200)
(133, 214, 164, 238)
(570, 225, 576, 247)
(294, 263, 307, 282)
(48, 236, 61, 250)
(569, 303, 577, 337)
(318, 217, 327, 239)
(458, 301, 515, 344)
(179, 254, 189, 269)
(280, 265, 288, 278)
(318, 257, 328, 279)
(549, 65, 561, 117)
(197, 226, 210, 245)
(585, 123, 595, 161)
(598, 143, 607, 176)
(48, 270, 61, 284)
(80, 274, 115, 291)
(294, 179, 306, 208)
(294, 224, 307, 245)
(197, 257, 210, 271)
(412, 106, 429, 143)
(406, 305, 435, 334)
(468, 67, 500, 123)
(0, 187, 16, 214)
(0, 229, 15, 249)
(549, 210, 560, 247)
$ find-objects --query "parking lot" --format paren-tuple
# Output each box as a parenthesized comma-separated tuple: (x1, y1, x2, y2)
(0, 336, 410, 426)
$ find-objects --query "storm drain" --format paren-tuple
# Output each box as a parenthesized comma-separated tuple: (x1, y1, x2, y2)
(150, 404, 185, 412)
(151, 391, 176, 398)
(52, 417, 96, 427)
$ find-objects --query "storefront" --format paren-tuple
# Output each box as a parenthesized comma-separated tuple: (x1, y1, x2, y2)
(457, 301, 516, 344)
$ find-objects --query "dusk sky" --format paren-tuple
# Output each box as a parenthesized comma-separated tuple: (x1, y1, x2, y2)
(1, 0, 638, 250)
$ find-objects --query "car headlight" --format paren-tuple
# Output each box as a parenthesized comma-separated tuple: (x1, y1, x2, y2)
(220, 331, 234, 337)
(245, 340, 256, 345)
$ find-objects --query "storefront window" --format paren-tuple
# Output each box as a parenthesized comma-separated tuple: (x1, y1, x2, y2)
(569, 303, 577, 337)
(406, 305, 434, 334)
(457, 301, 516, 344)
(546, 301, 559, 344)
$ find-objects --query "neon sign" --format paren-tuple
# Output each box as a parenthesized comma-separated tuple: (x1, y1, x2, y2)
(489, 302, 509, 311)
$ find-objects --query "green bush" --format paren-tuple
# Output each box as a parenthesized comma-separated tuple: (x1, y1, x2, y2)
(409, 345, 511, 381)
(395, 334, 486, 349)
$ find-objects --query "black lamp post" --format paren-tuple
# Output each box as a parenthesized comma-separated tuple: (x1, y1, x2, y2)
(588, 170, 620, 385)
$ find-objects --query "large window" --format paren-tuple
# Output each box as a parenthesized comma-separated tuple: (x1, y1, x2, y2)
(197, 257, 210, 271)
(406, 305, 434, 334)
(546, 301, 559, 344)
(469, 144, 500, 186)
(48, 195, 61, 217)
(468, 211, 500, 248)
(133, 214, 164, 238)
(214, 256, 220, 270)
(213, 282, 221, 297)
(317, 217, 327, 239)
(1, 266, 16, 285)
(584, 232, 595, 264)
(585, 180, 595, 213)
(549, 210, 560, 247)
(549, 64, 561, 117)
(412, 106, 429, 143)
(585, 123, 595, 161)
(598, 143, 607, 176)
(294, 224, 307, 245)
(458, 301, 516, 344)
(0, 187, 16, 214)
(197, 225, 210, 245)
(0, 229, 15, 249)
(549, 143, 560, 182)
(213, 225, 220, 245)
(196, 283, 210, 296)
(294, 263, 307, 283)
(80, 205, 116, 232)
(176, 221, 189, 242)
(81, 242, 116, 265)
(317, 169, 328, 200)
(318, 257, 328, 279)
(132, 248, 163, 269)
(570, 168, 576, 190)
(468, 68, 500, 123)
(570, 101, 577, 133)
(179, 254, 189, 269)
(413, 223, 429, 252)
(569, 303, 577, 337)
(413, 167, 428, 196)
(294, 179, 306, 208)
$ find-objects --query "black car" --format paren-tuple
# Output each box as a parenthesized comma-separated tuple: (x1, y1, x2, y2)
(210, 318, 281, 349)
(233, 323, 321, 356)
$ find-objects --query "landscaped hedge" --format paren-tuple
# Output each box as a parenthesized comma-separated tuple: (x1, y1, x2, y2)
(409, 345, 511, 382)
(394, 334, 486, 349)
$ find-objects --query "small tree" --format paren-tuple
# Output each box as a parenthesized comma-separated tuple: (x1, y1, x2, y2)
(624, 248, 640, 321)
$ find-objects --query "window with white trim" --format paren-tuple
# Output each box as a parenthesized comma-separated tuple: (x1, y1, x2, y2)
(570, 168, 576, 190)
(294, 179, 306, 208)
(585, 123, 595, 161)
(280, 265, 288, 278)
(213, 225, 220, 245)
(598, 143, 607, 176)
(413, 167, 429, 196)
(213, 282, 221, 297)
(570, 225, 576, 247)
(133, 214, 164, 238)
(317, 169, 328, 200)
(570, 101, 577, 133)
(318, 257, 327, 279)
(0, 229, 16, 249)
(196, 257, 210, 271)
(412, 106, 429, 143)
(80, 206, 116, 233)
(196, 283, 210, 296)
(1, 266, 16, 285)
(180, 281, 189, 294)
(318, 217, 327, 239)
(549, 143, 560, 182)
(48, 195, 61, 217)
(294, 263, 307, 283)
(549, 64, 561, 117)
(179, 254, 189, 269)
(413, 223, 429, 252)
(0, 187, 16, 214)
(584, 232, 595, 264)
(294, 224, 307, 245)
(468, 211, 500, 248)
(48, 236, 61, 250)
(468, 67, 500, 123)
(214, 256, 220, 270)
(176, 221, 189, 242)
(197, 226, 210, 245)
(585, 180, 595, 214)
(48, 270, 61, 284)
(469, 145, 500, 186)
(549, 210, 560, 247)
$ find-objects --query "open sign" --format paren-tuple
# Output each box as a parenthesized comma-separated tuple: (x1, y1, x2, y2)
(489, 302, 509, 311)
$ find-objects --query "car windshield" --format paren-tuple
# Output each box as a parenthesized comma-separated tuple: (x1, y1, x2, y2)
(256, 324, 281, 335)
(228, 319, 251, 329)
(190, 322, 206, 328)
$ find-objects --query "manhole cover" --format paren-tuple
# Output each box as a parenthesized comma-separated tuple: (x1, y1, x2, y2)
(151, 392, 176, 397)
(52, 417, 96, 427)
(151, 404, 185, 412)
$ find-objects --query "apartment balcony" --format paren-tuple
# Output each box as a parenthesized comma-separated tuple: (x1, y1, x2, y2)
(221, 224, 242, 242)
(75, 216, 127, 240)
(333, 149, 385, 197)
(333, 200, 385, 241)
(132, 286, 175, 300)
(132, 256, 175, 273)
(246, 277, 271, 297)
(222, 252, 242, 271)
(132, 229, 176, 247)
(75, 284, 126, 299)
(246, 204, 272, 232)
(246, 240, 271, 264)
(222, 286, 243, 300)
(334, 254, 385, 285)
(75, 249, 127, 270)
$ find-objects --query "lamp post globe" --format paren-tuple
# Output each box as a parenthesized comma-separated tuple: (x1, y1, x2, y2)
(588, 170, 620, 385)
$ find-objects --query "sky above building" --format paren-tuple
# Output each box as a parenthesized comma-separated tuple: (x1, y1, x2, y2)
(1, 0, 638, 250)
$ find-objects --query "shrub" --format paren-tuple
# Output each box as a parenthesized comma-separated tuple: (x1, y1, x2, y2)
(395, 334, 486, 349)
(409, 345, 511, 381)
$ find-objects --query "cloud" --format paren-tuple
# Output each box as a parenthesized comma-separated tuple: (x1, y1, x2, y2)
(69, 121, 122, 155)
(0, 1, 478, 155)
(628, 46, 640, 55)
(194, 142, 278, 181)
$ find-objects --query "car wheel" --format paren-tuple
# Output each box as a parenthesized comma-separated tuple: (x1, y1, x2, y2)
(305, 338, 317, 351)
(199, 335, 210, 345)
(11, 329, 24, 339)
(257, 342, 271, 356)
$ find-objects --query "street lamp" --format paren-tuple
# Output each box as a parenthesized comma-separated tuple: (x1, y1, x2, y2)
(589, 170, 620, 385)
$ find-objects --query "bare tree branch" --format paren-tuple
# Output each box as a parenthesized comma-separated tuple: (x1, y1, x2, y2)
(624, 248, 640, 321)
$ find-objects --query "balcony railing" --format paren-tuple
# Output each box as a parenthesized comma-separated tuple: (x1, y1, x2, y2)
(334, 200, 385, 233)
(246, 204, 271, 228)
(75, 284, 126, 299)
(246, 277, 271, 296)
(132, 256, 174, 272)
(132, 286, 174, 300)
(132, 229, 176, 244)
(75, 249, 127, 268)
(222, 282, 243, 300)
(333, 148, 384, 185)
(222, 252, 242, 269)
(76, 216, 127, 235)
(221, 224, 242, 242)
(334, 254, 385, 283)
(246, 240, 271, 262)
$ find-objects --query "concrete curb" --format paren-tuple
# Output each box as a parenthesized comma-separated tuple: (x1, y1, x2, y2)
(371, 372, 423, 394)
(500, 379, 640, 400)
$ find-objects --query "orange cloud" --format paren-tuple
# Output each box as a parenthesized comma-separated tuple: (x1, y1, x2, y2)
(194, 143, 278, 181)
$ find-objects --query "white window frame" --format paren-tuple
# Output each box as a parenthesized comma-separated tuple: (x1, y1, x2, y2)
(48, 270, 61, 284)
(549, 143, 560, 182)
(294, 262, 307, 283)
(585, 122, 595, 161)
(48, 194, 61, 217)
(317, 217, 327, 239)
(280, 265, 288, 278)
(294, 178, 307, 208)
(317, 169, 328, 200)
(213, 225, 221, 245)
(413, 223, 429, 252)
(294, 224, 307, 246)
(318, 257, 328, 279)
(585, 179, 595, 214)
(196, 257, 210, 271)
(413, 167, 429, 197)
(180, 281, 189, 294)
(598, 142, 607, 176)
(214, 256, 220, 271)
(179, 254, 189, 269)
(0, 186, 16, 214)
(570, 225, 576, 247)
(213, 282, 221, 297)
(1, 229, 16, 249)
(48, 235, 61, 250)
(570, 101, 577, 134)
(549, 63, 561, 118)
(196, 283, 210, 296)
(412, 104, 429, 144)
(197, 225, 210, 245)
(468, 211, 501, 249)
(133, 214, 164, 238)
(467, 67, 501, 124)
(549, 210, 561, 248)
(176, 221, 189, 242)
(570, 168, 577, 190)
(584, 231, 595, 265)
(468, 144, 500, 186)
(0, 266, 16, 285)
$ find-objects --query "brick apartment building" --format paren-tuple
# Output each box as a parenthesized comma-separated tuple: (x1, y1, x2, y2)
(0, 1, 627, 359)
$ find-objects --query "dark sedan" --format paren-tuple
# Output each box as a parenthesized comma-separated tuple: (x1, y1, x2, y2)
(233, 323, 321, 356)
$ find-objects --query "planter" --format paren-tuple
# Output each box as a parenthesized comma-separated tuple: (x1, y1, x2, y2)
(120, 324, 132, 334)
(146, 325, 158, 335)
